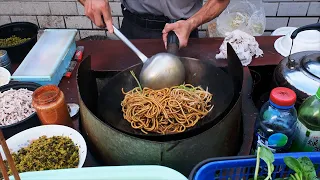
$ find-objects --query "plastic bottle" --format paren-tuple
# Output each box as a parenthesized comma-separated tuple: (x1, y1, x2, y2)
(253, 87, 297, 153)
(291, 87, 320, 152)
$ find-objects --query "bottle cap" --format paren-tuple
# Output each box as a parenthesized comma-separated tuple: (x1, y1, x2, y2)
(270, 87, 296, 108)
(316, 86, 320, 99)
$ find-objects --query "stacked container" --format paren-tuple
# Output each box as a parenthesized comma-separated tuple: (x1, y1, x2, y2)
(11, 29, 77, 85)
(0, 50, 11, 72)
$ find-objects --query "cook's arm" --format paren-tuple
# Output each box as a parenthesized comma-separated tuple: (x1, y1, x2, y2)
(188, 0, 230, 30)
(162, 0, 230, 48)
(78, 0, 114, 33)
(78, 0, 85, 5)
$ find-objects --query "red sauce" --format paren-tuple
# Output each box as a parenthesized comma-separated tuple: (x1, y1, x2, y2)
(32, 85, 73, 127)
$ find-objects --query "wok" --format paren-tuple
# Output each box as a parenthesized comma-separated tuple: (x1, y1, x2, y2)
(77, 42, 243, 174)
(97, 42, 242, 141)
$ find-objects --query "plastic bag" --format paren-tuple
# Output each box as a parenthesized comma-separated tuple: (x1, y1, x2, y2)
(216, 0, 266, 37)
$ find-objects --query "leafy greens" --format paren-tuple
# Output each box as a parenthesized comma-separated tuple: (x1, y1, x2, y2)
(252, 146, 318, 180)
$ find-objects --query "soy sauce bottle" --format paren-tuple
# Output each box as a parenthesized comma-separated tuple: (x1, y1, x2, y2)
(253, 87, 298, 153)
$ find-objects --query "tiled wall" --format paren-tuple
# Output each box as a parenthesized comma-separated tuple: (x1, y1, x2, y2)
(0, 0, 123, 40)
(0, 0, 319, 39)
(263, 0, 320, 35)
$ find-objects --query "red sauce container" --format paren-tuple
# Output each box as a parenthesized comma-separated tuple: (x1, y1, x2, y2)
(32, 85, 73, 127)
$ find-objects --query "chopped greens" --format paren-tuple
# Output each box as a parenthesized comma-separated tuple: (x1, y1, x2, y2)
(0, 35, 31, 47)
(177, 84, 196, 91)
(0, 136, 79, 178)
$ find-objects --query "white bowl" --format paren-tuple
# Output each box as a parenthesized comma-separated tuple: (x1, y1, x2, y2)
(274, 29, 320, 57)
(0, 67, 11, 87)
(271, 27, 297, 36)
(0, 125, 87, 169)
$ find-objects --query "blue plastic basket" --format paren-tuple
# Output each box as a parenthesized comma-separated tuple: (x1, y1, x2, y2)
(189, 153, 320, 180)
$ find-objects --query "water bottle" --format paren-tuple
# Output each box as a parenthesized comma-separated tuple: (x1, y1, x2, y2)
(291, 87, 320, 152)
(253, 87, 298, 153)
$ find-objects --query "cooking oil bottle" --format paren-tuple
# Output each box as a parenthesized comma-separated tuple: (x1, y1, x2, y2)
(291, 87, 320, 152)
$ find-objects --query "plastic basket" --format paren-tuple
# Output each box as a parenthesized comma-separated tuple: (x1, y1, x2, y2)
(189, 152, 320, 180)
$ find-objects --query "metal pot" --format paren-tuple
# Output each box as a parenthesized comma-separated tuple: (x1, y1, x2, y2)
(274, 23, 320, 104)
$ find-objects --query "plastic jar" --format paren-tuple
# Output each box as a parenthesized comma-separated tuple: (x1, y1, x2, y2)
(32, 85, 73, 127)
(253, 87, 298, 153)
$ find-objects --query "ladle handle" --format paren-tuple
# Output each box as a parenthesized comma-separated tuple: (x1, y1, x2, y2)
(112, 25, 148, 63)
(291, 23, 320, 39)
(167, 20, 179, 55)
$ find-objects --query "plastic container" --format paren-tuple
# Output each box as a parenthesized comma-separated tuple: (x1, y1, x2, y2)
(11, 29, 77, 85)
(0, 50, 11, 72)
(253, 87, 298, 153)
(9, 165, 187, 180)
(0, 22, 38, 63)
(0, 82, 41, 139)
(0, 67, 10, 87)
(189, 152, 320, 180)
(32, 85, 73, 127)
(291, 87, 320, 152)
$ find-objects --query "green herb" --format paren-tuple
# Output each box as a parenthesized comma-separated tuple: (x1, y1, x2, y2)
(298, 157, 317, 180)
(253, 147, 261, 180)
(0, 35, 31, 47)
(260, 147, 275, 180)
(177, 84, 196, 92)
(284, 157, 303, 180)
(130, 70, 142, 92)
(0, 136, 79, 178)
(251, 146, 318, 180)
(252, 146, 274, 180)
(277, 156, 317, 180)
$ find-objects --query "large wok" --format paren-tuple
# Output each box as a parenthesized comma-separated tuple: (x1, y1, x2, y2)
(77, 43, 243, 175)
(96, 41, 241, 141)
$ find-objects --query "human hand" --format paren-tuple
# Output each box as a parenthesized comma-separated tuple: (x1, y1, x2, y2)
(84, 0, 113, 33)
(162, 20, 194, 49)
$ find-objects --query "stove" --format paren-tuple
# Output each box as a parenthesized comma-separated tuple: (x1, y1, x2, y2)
(77, 55, 248, 176)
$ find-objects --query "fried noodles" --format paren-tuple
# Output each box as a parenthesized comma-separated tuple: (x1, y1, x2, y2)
(121, 84, 213, 134)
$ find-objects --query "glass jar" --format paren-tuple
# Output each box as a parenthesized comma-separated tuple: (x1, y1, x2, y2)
(32, 85, 73, 127)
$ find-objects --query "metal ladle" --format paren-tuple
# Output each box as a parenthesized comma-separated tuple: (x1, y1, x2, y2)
(112, 25, 185, 90)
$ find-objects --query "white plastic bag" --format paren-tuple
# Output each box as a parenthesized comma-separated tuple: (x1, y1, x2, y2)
(216, 0, 266, 37)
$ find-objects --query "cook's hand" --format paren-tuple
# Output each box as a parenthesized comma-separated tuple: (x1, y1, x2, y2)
(84, 0, 113, 33)
(162, 20, 194, 49)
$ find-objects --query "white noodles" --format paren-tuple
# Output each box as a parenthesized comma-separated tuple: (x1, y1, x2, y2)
(0, 88, 35, 126)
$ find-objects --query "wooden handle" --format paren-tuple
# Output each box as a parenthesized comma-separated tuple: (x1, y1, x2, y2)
(0, 152, 9, 180)
(0, 130, 20, 180)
